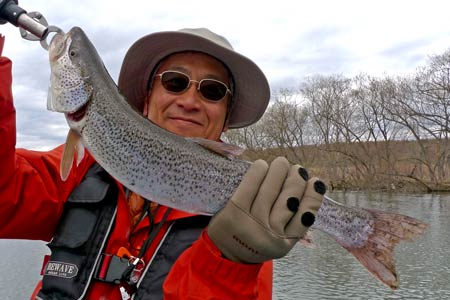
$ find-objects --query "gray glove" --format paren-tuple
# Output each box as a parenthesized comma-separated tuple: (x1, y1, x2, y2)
(207, 157, 326, 264)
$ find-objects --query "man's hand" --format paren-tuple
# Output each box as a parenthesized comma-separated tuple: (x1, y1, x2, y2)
(207, 157, 326, 264)
(0, 34, 4, 56)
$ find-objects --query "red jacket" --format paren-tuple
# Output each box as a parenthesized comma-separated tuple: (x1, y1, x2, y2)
(0, 56, 272, 299)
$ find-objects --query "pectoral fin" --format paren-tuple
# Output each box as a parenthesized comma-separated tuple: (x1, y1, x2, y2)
(75, 138, 85, 167)
(60, 129, 84, 181)
(298, 230, 317, 249)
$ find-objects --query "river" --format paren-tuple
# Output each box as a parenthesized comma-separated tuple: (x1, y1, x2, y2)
(273, 192, 450, 299)
(1, 192, 448, 299)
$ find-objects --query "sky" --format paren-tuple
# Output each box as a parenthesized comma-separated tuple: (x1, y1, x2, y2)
(1, 0, 450, 150)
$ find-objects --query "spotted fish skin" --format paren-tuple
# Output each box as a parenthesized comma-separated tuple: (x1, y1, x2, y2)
(47, 27, 250, 214)
(84, 89, 250, 214)
(48, 27, 428, 289)
(47, 34, 93, 113)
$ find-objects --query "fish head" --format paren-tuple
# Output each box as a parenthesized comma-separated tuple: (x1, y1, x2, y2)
(47, 27, 95, 128)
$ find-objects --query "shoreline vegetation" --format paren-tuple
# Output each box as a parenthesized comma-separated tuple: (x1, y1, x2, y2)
(224, 48, 450, 193)
(239, 140, 449, 193)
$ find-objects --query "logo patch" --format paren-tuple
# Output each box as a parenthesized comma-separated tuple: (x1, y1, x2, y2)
(44, 261, 79, 279)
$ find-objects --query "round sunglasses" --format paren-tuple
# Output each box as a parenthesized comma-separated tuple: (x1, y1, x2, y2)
(155, 70, 232, 102)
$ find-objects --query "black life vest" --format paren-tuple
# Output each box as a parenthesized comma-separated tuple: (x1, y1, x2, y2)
(36, 163, 210, 300)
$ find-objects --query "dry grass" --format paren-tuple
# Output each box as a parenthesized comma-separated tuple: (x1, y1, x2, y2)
(242, 139, 450, 193)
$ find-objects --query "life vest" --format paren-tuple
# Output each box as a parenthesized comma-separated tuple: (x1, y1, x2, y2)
(36, 164, 210, 300)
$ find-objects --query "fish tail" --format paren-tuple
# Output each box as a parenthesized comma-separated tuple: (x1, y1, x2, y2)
(339, 208, 428, 289)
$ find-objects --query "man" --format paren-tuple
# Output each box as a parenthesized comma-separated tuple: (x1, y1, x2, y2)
(0, 28, 325, 299)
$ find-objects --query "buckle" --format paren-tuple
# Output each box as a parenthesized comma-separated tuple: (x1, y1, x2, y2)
(94, 253, 129, 284)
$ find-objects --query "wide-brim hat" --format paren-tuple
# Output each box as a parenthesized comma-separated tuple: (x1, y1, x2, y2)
(118, 28, 270, 129)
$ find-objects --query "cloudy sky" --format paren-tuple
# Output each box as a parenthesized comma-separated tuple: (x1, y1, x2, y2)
(1, 0, 450, 150)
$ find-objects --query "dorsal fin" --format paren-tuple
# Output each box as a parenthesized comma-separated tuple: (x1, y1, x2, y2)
(186, 137, 245, 159)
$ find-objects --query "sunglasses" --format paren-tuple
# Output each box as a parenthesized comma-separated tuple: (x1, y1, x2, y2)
(155, 70, 232, 102)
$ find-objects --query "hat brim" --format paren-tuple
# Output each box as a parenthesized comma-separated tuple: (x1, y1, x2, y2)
(118, 30, 270, 129)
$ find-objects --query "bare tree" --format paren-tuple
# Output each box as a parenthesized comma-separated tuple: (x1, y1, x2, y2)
(225, 47, 450, 192)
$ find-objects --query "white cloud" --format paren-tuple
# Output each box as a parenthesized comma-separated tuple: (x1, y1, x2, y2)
(1, 0, 450, 149)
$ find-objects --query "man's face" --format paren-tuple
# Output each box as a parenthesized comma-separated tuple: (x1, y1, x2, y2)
(145, 52, 231, 141)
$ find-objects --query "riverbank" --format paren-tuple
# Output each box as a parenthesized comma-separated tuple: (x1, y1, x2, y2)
(240, 139, 450, 193)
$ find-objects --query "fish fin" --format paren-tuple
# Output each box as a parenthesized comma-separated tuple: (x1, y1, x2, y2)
(298, 230, 317, 249)
(337, 208, 428, 290)
(75, 138, 85, 167)
(187, 137, 245, 159)
(60, 129, 81, 181)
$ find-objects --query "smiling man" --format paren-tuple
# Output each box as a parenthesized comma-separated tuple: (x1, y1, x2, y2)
(145, 52, 231, 140)
(0, 28, 326, 299)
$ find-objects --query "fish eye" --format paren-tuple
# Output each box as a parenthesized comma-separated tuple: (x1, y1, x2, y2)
(70, 50, 77, 57)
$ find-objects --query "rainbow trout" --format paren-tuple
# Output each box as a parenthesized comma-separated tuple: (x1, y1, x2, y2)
(47, 27, 427, 289)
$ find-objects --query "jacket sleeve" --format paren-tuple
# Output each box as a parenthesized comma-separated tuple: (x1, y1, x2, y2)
(0, 56, 93, 241)
(163, 230, 273, 300)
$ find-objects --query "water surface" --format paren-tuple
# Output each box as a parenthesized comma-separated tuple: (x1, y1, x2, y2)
(273, 192, 450, 299)
(1, 192, 448, 299)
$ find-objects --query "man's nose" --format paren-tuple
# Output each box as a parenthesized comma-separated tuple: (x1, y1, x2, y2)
(177, 82, 202, 110)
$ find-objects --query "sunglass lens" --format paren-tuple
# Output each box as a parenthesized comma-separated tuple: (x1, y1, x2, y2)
(200, 80, 227, 101)
(161, 72, 189, 93)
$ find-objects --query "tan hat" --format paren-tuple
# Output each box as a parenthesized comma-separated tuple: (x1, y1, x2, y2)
(118, 28, 270, 129)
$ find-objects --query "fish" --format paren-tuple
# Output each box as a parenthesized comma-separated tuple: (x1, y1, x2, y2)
(47, 27, 428, 289)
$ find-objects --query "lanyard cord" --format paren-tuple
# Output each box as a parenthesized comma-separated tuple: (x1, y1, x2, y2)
(130, 200, 150, 234)
(121, 202, 172, 283)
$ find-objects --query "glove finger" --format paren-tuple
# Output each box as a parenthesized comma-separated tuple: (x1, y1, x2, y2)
(269, 164, 308, 236)
(251, 157, 290, 224)
(231, 159, 269, 211)
(285, 177, 326, 237)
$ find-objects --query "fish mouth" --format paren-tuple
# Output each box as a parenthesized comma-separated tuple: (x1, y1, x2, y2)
(66, 102, 89, 122)
(49, 33, 70, 62)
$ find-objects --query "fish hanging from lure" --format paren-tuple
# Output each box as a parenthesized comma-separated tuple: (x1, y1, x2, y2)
(47, 27, 428, 290)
